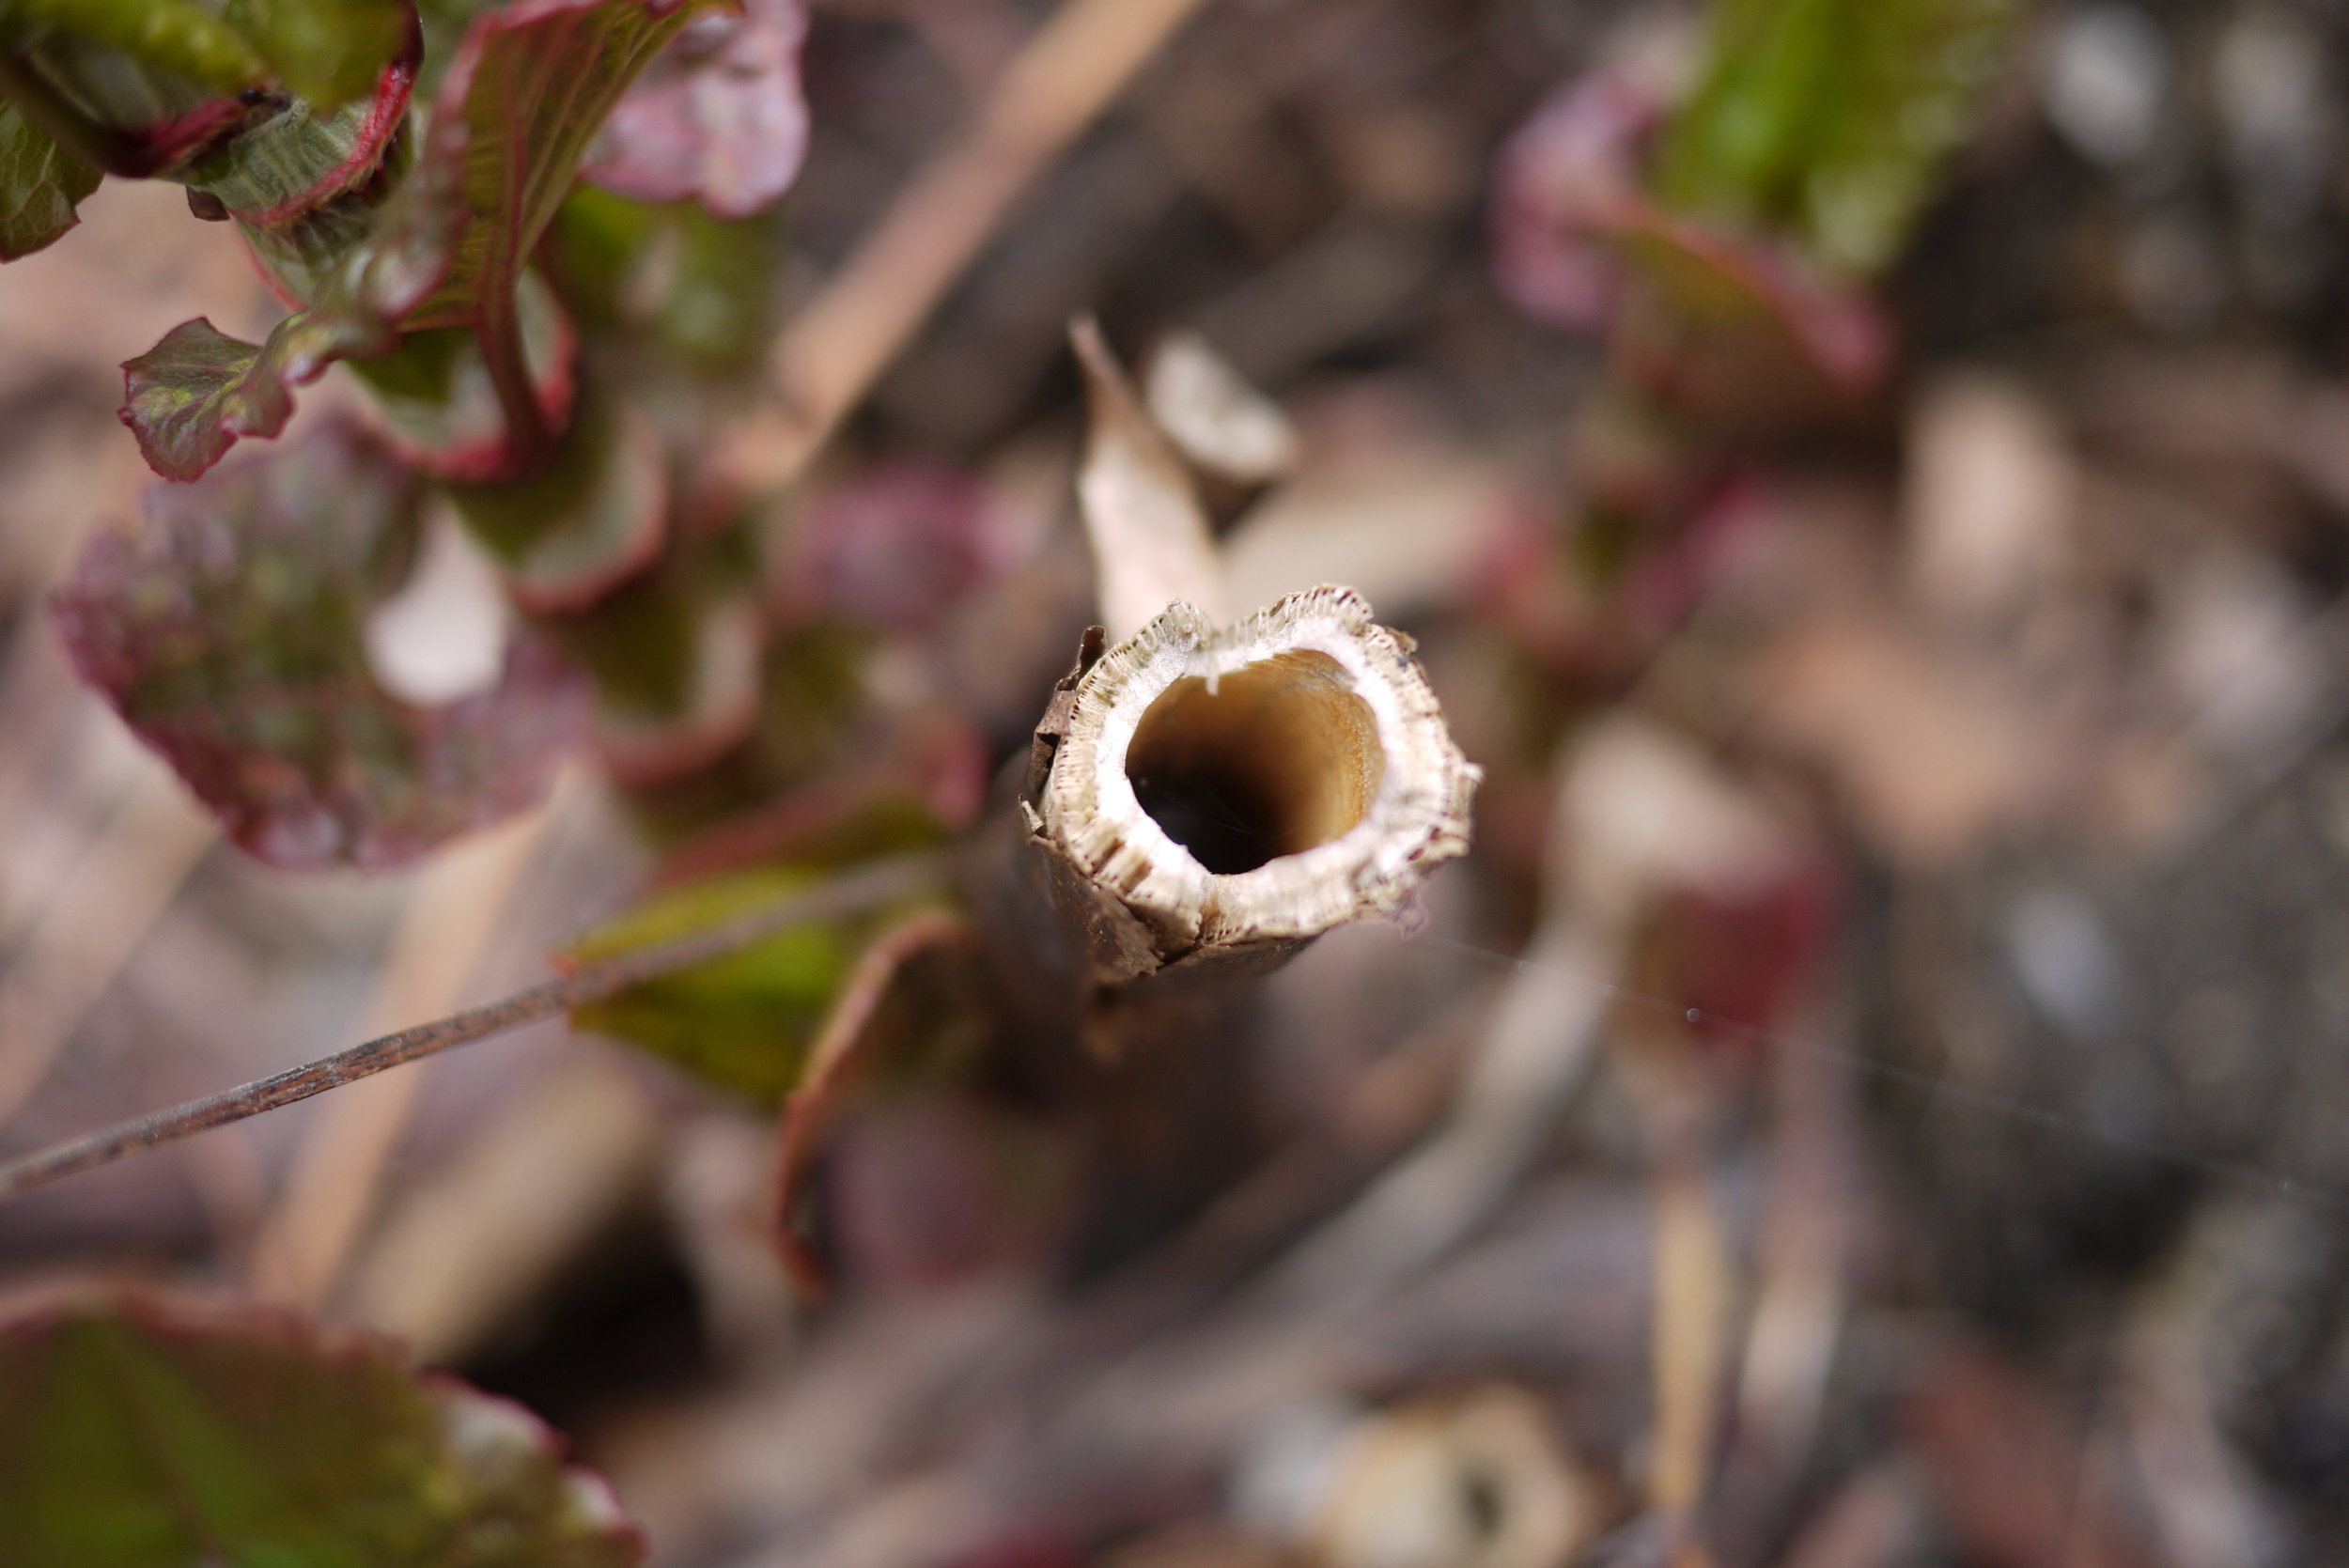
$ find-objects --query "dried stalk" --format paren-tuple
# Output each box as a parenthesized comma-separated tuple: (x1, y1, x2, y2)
(1028, 588, 1477, 981)
(974, 329, 1476, 1062)
(717, 0, 1220, 495)
(0, 852, 942, 1202)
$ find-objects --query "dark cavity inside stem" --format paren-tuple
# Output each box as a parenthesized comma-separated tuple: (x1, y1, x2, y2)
(1127, 649, 1384, 875)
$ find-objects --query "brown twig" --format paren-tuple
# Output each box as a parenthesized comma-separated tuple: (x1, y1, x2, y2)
(0, 851, 944, 1203)
(715, 0, 1220, 495)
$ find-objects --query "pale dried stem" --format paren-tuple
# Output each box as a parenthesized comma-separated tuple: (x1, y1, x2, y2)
(1636, 1063, 1732, 1524)
(0, 852, 943, 1202)
(1265, 920, 1619, 1309)
(1730, 1001, 1854, 1489)
(717, 0, 1219, 494)
(0, 768, 215, 1128)
(249, 800, 557, 1312)
(1142, 328, 1299, 488)
(1031, 587, 1477, 980)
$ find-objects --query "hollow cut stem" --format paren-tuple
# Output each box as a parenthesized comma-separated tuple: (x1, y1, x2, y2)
(1027, 586, 1479, 981)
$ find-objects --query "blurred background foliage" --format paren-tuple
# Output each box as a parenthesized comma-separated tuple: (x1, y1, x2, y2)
(8, 0, 2349, 1563)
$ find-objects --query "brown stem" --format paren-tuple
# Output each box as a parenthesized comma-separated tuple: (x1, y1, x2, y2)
(0, 852, 942, 1203)
(769, 908, 975, 1296)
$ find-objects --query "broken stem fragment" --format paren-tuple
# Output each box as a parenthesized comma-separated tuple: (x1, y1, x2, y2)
(1025, 587, 1480, 985)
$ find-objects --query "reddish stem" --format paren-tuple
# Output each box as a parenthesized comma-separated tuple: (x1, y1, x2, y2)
(475, 284, 552, 474)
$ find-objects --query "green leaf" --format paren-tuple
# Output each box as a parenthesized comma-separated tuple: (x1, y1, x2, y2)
(566, 865, 861, 1103)
(0, 1292, 643, 1568)
(3, 0, 412, 113)
(52, 421, 587, 867)
(223, 0, 415, 110)
(565, 846, 957, 1104)
(0, 0, 267, 97)
(549, 185, 788, 368)
(1655, 0, 2017, 276)
(404, 0, 710, 331)
(0, 98, 98, 259)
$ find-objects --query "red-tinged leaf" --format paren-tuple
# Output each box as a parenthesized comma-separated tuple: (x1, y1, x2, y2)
(1492, 71, 1891, 410)
(116, 0, 701, 482)
(1608, 211, 1891, 400)
(546, 184, 788, 366)
(403, 0, 712, 332)
(0, 1289, 644, 1568)
(1491, 70, 1662, 333)
(591, 593, 764, 784)
(768, 908, 975, 1293)
(187, 35, 418, 231)
(117, 314, 387, 482)
(0, 100, 101, 261)
(117, 140, 462, 483)
(302, 125, 471, 318)
(52, 423, 588, 867)
(5, 0, 268, 100)
(581, 0, 809, 219)
(562, 863, 878, 1103)
(223, 0, 419, 112)
(0, 32, 256, 177)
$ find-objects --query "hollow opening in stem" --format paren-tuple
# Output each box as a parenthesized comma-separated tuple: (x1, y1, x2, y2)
(1126, 649, 1384, 875)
